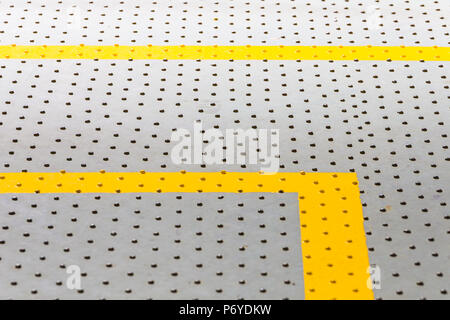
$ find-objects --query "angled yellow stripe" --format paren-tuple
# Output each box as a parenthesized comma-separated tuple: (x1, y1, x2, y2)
(0, 45, 448, 61)
(0, 171, 373, 300)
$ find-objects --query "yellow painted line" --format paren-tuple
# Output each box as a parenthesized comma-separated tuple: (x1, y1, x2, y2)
(0, 171, 373, 300)
(0, 45, 448, 61)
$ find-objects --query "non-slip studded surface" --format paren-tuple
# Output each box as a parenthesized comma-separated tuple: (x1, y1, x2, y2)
(0, 192, 303, 299)
(0, 0, 448, 46)
(0, 0, 449, 300)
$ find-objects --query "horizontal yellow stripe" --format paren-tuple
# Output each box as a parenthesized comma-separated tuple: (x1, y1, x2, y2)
(0, 171, 373, 300)
(0, 45, 448, 61)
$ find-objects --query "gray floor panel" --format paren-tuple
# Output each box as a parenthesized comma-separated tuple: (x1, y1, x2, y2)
(0, 193, 303, 299)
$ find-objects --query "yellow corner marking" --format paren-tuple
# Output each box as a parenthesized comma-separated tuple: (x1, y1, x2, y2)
(0, 45, 448, 61)
(0, 171, 373, 300)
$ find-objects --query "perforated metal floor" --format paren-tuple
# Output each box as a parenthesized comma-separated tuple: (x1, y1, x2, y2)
(0, 0, 448, 300)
